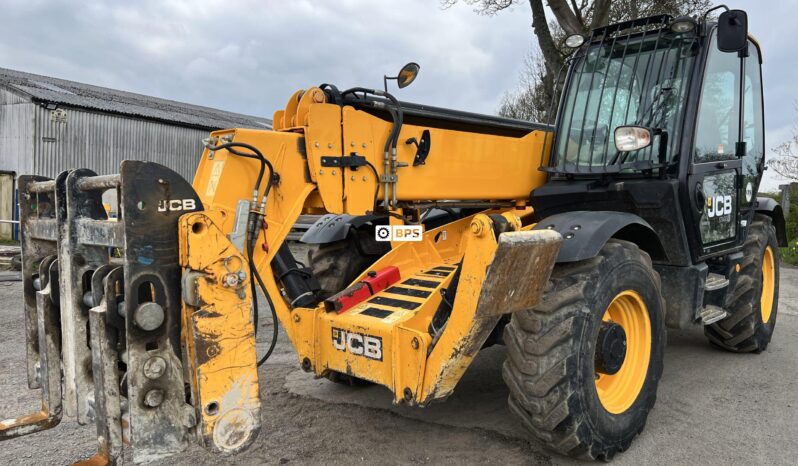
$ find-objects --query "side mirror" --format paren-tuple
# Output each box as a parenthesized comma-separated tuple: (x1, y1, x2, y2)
(397, 62, 420, 89)
(717, 9, 748, 53)
(614, 126, 652, 152)
(384, 62, 421, 92)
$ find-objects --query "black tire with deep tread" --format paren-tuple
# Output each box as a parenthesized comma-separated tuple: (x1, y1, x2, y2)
(704, 214, 780, 353)
(307, 230, 388, 299)
(503, 239, 666, 460)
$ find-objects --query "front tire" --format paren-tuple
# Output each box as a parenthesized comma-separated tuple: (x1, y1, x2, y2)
(705, 215, 780, 352)
(503, 240, 666, 460)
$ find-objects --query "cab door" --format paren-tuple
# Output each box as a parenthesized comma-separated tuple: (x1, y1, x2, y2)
(687, 31, 760, 257)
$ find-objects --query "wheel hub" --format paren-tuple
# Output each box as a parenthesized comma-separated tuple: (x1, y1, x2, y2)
(595, 321, 626, 375)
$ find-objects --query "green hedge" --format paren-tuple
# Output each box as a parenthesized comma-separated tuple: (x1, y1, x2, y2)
(782, 184, 798, 266)
(762, 184, 798, 266)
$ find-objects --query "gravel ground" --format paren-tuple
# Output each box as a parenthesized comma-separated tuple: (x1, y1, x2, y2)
(1, 261, 796, 465)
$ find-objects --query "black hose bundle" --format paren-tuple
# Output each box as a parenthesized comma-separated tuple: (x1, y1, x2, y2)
(203, 140, 279, 366)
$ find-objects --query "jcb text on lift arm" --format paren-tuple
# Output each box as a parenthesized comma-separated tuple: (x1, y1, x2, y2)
(2, 84, 562, 464)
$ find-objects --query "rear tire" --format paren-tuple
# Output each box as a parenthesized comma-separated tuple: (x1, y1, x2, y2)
(704, 215, 779, 352)
(307, 230, 388, 299)
(503, 240, 666, 460)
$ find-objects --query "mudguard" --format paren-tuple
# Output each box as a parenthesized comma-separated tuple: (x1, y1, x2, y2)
(533, 210, 665, 263)
(300, 214, 384, 244)
(300, 210, 459, 244)
(755, 197, 788, 247)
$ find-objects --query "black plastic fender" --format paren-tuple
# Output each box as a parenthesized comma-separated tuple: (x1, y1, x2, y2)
(533, 211, 666, 263)
(300, 214, 383, 244)
(755, 197, 788, 247)
(300, 214, 353, 244)
(300, 209, 461, 245)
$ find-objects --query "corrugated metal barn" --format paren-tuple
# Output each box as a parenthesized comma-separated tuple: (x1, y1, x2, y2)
(0, 67, 271, 240)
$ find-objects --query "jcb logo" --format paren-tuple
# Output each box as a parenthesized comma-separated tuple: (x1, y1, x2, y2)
(706, 195, 732, 218)
(157, 199, 197, 212)
(375, 225, 423, 242)
(331, 327, 383, 361)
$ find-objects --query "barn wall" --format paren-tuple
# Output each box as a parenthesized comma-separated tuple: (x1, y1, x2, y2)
(0, 173, 12, 240)
(0, 100, 35, 176)
(32, 105, 210, 181)
(0, 87, 28, 105)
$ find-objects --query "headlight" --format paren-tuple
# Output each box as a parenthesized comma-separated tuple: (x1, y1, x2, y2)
(614, 126, 652, 152)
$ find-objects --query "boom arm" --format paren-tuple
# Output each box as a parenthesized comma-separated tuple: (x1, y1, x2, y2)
(4, 86, 561, 464)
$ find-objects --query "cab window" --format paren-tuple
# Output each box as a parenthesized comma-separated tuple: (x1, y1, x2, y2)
(693, 33, 741, 163)
(741, 42, 764, 206)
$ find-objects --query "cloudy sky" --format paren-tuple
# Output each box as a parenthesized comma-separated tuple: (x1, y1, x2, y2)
(0, 0, 794, 189)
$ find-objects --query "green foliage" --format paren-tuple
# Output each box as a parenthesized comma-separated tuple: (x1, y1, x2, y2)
(782, 185, 798, 265)
(763, 184, 798, 265)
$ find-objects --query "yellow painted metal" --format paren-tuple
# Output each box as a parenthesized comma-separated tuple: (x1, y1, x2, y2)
(184, 88, 559, 408)
(340, 105, 552, 214)
(418, 221, 561, 403)
(595, 291, 652, 415)
(305, 104, 345, 210)
(418, 214, 500, 402)
(178, 210, 260, 453)
(195, 90, 551, 219)
(295, 87, 328, 128)
(761, 245, 775, 324)
(193, 128, 316, 251)
(272, 109, 285, 131)
(310, 215, 470, 402)
(279, 90, 304, 130)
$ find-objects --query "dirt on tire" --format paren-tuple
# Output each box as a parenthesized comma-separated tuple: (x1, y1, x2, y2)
(503, 239, 666, 460)
(705, 214, 780, 352)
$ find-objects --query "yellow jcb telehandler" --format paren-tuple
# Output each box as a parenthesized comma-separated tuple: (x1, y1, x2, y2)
(1, 8, 786, 463)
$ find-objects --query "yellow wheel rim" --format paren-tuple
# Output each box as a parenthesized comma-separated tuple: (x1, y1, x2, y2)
(595, 291, 651, 414)
(760, 246, 775, 324)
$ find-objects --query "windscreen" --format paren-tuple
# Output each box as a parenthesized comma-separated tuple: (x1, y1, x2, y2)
(552, 30, 698, 174)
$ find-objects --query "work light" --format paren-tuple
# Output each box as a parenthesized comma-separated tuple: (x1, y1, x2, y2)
(670, 16, 697, 34)
(564, 34, 586, 48)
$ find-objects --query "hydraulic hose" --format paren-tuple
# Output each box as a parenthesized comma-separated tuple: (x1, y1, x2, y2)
(340, 88, 404, 208)
(202, 140, 276, 202)
(203, 138, 280, 365)
(247, 230, 279, 367)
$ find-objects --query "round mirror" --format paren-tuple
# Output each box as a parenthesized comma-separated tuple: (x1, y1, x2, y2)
(397, 62, 420, 89)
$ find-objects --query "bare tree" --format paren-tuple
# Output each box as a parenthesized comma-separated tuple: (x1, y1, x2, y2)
(443, 0, 713, 121)
(769, 106, 798, 181)
(497, 51, 550, 121)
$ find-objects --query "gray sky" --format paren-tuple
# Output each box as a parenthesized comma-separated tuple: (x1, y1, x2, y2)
(0, 0, 794, 189)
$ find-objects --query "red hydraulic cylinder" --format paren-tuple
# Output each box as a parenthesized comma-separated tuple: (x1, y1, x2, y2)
(324, 266, 401, 313)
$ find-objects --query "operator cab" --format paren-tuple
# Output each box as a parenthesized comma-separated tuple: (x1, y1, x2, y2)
(531, 9, 784, 329)
(533, 10, 774, 263)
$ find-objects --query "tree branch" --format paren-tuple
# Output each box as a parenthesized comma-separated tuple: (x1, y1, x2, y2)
(590, 0, 611, 29)
(546, 0, 583, 34)
(442, 0, 517, 15)
(528, 0, 564, 75)
(570, 0, 584, 25)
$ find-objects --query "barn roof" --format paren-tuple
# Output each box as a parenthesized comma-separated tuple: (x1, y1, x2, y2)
(0, 67, 272, 131)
